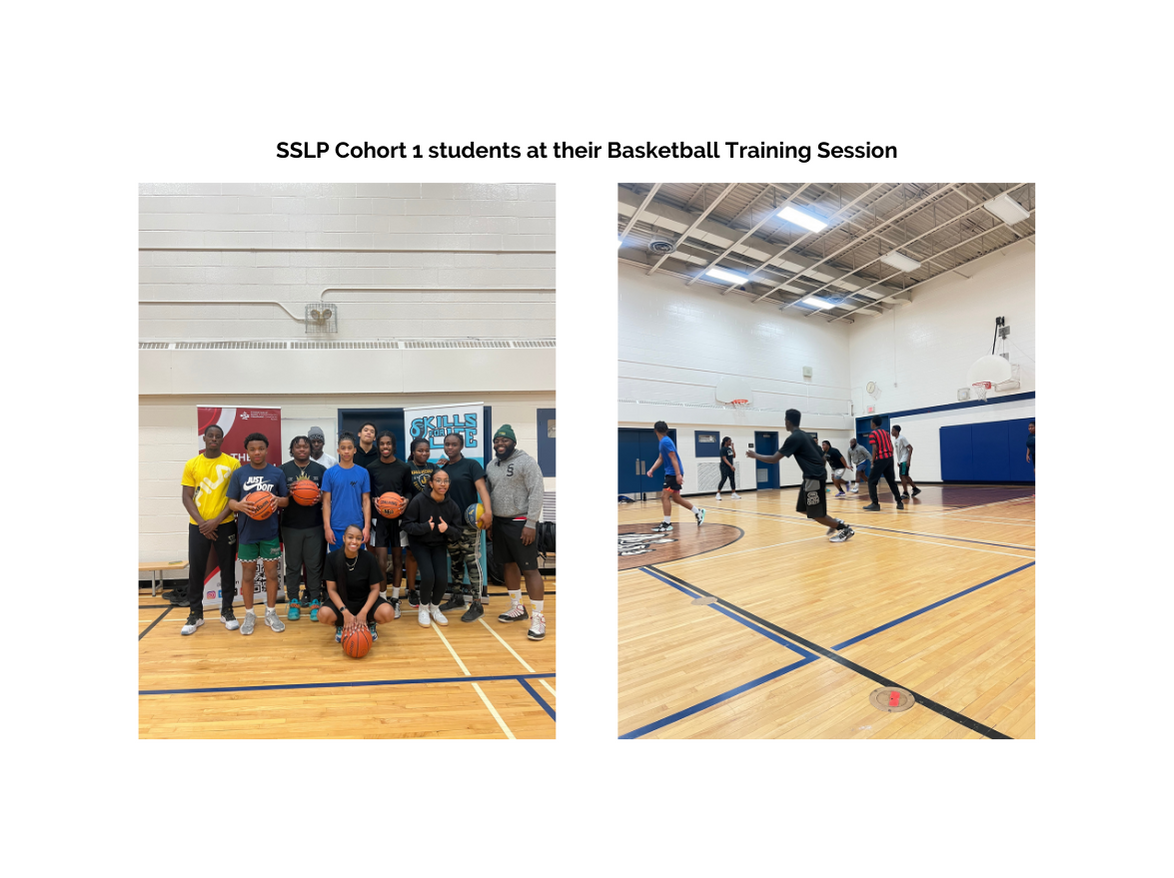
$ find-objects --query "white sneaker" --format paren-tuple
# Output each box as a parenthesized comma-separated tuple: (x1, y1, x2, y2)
(715, 493, 722, 500)
(731, 493, 741, 500)
(418, 607, 431, 627)
(264, 608, 285, 633)
(527, 611, 546, 641)
(180, 614, 204, 636)
(851, 486, 859, 494)
(430, 604, 448, 626)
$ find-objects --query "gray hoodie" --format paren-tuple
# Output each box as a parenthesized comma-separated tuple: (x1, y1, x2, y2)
(485, 447, 545, 527)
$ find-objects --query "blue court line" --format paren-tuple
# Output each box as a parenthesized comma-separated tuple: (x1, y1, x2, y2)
(640, 567, 816, 661)
(517, 678, 556, 721)
(619, 656, 818, 739)
(140, 672, 555, 697)
(831, 561, 1036, 651)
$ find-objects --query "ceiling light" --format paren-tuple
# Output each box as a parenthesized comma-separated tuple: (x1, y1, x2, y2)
(777, 206, 827, 232)
(792, 296, 836, 310)
(982, 192, 1030, 226)
(706, 267, 747, 285)
(879, 251, 921, 272)
(617, 236, 624, 248)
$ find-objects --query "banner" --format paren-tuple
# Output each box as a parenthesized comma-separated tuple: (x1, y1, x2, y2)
(197, 405, 282, 465)
(404, 402, 485, 465)
(196, 405, 285, 608)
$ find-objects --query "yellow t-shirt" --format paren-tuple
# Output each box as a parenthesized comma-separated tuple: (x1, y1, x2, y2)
(182, 453, 241, 525)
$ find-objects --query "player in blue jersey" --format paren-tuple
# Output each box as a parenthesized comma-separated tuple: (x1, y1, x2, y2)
(646, 421, 704, 532)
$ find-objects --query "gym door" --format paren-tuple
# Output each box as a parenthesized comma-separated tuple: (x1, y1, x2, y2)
(753, 431, 779, 489)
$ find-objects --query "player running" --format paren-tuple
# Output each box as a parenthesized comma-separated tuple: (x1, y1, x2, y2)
(646, 420, 704, 531)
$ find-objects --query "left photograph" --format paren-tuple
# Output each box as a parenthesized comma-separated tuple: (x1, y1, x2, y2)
(138, 183, 556, 738)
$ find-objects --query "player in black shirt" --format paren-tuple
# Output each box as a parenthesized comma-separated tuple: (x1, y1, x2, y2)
(367, 431, 412, 617)
(280, 436, 327, 620)
(716, 436, 740, 500)
(745, 409, 854, 543)
(318, 524, 396, 643)
(821, 440, 851, 497)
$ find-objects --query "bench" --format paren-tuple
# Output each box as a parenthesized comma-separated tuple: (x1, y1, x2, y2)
(139, 561, 188, 597)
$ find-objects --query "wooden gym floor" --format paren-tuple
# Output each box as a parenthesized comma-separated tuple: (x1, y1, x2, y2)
(139, 581, 555, 739)
(618, 483, 1034, 739)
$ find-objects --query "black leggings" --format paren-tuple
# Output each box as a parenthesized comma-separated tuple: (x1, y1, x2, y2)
(187, 521, 237, 617)
(408, 539, 450, 606)
(718, 467, 736, 491)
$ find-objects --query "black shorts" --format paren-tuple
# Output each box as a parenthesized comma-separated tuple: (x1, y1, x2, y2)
(899, 462, 909, 477)
(662, 474, 682, 493)
(492, 517, 539, 571)
(373, 515, 401, 549)
(326, 594, 391, 621)
(796, 476, 828, 520)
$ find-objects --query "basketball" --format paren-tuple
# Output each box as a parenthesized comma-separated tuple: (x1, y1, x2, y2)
(376, 492, 407, 518)
(244, 491, 277, 520)
(342, 625, 373, 658)
(465, 502, 485, 529)
(291, 479, 320, 506)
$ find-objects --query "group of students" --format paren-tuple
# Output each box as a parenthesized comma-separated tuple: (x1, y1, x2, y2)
(175, 420, 550, 645)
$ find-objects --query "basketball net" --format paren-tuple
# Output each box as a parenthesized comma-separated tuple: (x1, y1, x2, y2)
(730, 398, 749, 407)
(971, 381, 992, 401)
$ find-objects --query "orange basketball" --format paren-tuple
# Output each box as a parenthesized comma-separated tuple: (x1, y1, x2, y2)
(375, 492, 407, 518)
(291, 479, 321, 506)
(342, 625, 373, 658)
(244, 491, 277, 520)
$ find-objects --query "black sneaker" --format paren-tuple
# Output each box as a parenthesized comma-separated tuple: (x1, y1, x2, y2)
(862, 503, 881, 511)
(407, 589, 420, 608)
(461, 601, 485, 623)
(439, 593, 466, 611)
(896, 502, 905, 510)
(912, 487, 921, 496)
(651, 522, 673, 533)
(901, 493, 910, 499)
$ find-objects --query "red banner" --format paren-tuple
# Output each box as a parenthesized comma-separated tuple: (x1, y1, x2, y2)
(197, 406, 282, 464)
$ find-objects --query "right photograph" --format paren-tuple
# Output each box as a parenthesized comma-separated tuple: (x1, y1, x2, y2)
(617, 183, 1035, 739)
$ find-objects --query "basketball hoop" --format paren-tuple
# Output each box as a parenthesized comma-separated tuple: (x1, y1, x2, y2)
(971, 381, 992, 402)
(730, 399, 749, 407)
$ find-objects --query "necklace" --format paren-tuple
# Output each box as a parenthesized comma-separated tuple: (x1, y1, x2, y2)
(346, 553, 358, 571)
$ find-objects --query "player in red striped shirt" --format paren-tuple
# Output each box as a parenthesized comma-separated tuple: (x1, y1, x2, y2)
(862, 415, 904, 511)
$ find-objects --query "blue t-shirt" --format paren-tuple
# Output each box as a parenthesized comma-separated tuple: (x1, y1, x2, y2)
(658, 435, 679, 475)
(322, 463, 371, 532)
(227, 463, 288, 545)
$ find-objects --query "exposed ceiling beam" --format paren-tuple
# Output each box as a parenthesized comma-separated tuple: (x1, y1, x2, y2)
(787, 183, 1028, 311)
(684, 183, 813, 288)
(647, 183, 737, 276)
(617, 183, 662, 246)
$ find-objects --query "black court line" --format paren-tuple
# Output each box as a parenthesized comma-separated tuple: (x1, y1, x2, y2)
(138, 606, 173, 641)
(140, 672, 555, 697)
(645, 565, 1012, 739)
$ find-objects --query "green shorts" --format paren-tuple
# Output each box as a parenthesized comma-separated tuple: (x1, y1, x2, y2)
(239, 538, 281, 562)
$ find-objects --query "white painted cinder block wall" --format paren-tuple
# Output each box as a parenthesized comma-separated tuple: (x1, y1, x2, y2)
(847, 238, 1035, 481)
(139, 184, 555, 571)
(618, 265, 856, 492)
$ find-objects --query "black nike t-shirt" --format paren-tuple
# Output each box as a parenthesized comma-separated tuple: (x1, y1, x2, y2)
(367, 458, 413, 517)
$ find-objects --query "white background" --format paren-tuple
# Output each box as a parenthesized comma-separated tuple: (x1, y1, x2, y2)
(8, 2, 1165, 875)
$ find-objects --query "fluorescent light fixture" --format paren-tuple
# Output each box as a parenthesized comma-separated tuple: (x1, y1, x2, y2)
(879, 251, 921, 272)
(706, 266, 748, 285)
(777, 205, 827, 232)
(617, 236, 624, 248)
(983, 192, 1030, 226)
(792, 295, 836, 310)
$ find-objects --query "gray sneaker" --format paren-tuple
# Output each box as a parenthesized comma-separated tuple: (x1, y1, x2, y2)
(264, 608, 286, 633)
(830, 526, 854, 543)
(240, 612, 256, 635)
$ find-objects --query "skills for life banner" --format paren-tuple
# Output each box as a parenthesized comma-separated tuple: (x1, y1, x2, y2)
(404, 402, 485, 465)
(196, 406, 285, 608)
